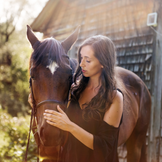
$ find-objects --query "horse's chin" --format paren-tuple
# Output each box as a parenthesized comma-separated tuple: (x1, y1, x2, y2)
(39, 145, 61, 162)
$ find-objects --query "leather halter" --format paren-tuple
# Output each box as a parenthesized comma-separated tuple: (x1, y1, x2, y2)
(29, 77, 65, 113)
(24, 77, 65, 162)
(36, 99, 63, 108)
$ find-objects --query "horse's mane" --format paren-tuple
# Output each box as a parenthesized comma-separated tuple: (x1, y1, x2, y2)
(30, 37, 70, 70)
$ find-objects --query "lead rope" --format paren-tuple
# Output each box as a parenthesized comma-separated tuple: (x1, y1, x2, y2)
(24, 108, 34, 162)
(24, 78, 39, 162)
(25, 78, 73, 162)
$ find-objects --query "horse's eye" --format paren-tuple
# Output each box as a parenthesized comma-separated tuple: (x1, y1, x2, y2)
(31, 76, 35, 79)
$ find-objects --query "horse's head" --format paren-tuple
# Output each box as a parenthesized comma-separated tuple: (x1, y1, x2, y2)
(27, 26, 79, 147)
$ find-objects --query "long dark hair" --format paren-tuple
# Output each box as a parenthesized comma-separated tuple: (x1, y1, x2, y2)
(72, 35, 117, 121)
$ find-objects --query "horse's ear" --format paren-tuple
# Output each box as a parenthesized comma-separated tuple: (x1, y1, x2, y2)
(27, 25, 39, 49)
(61, 26, 80, 53)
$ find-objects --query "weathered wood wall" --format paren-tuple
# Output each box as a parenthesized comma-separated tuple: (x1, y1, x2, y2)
(148, 1, 162, 162)
(41, 0, 154, 92)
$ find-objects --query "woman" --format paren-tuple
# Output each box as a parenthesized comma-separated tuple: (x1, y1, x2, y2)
(31, 35, 123, 162)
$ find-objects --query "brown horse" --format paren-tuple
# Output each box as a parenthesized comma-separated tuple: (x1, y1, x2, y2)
(26, 26, 151, 162)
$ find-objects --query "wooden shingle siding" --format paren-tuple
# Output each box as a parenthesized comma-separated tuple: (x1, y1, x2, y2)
(43, 0, 154, 92)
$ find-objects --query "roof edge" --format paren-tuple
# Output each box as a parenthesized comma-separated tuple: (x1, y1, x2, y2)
(31, 0, 59, 32)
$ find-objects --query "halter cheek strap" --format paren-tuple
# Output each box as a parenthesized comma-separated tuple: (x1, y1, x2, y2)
(25, 77, 65, 162)
(29, 77, 64, 112)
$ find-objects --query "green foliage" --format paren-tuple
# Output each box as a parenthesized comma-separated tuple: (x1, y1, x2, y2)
(0, 27, 32, 116)
(0, 0, 36, 116)
(0, 29, 38, 160)
(0, 106, 37, 162)
(0, 0, 49, 161)
(0, 0, 47, 117)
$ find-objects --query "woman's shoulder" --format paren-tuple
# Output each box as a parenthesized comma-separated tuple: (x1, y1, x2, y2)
(103, 90, 123, 127)
(113, 89, 123, 102)
(111, 90, 123, 113)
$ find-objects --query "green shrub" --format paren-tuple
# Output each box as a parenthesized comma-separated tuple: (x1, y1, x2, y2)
(0, 106, 37, 162)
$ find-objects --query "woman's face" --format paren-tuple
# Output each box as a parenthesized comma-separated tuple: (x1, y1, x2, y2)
(80, 45, 103, 78)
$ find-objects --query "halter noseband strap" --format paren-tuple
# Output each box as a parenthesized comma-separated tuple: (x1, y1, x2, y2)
(29, 77, 64, 110)
(36, 99, 63, 108)
(25, 77, 65, 162)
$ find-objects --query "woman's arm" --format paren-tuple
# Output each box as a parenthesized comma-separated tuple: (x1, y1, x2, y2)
(103, 90, 123, 127)
(43, 90, 123, 150)
(44, 106, 94, 149)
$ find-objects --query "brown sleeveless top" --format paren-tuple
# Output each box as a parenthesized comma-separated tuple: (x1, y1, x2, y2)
(62, 89, 123, 162)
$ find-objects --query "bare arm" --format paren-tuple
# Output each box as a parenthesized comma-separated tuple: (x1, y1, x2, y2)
(103, 90, 123, 127)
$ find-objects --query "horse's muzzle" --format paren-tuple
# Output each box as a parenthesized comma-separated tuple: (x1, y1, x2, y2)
(39, 124, 62, 147)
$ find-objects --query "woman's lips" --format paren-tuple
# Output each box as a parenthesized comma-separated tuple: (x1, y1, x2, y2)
(82, 69, 86, 73)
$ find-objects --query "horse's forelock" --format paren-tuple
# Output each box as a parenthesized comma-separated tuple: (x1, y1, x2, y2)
(31, 37, 70, 69)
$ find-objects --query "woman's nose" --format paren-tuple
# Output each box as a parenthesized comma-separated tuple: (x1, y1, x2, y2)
(80, 59, 85, 67)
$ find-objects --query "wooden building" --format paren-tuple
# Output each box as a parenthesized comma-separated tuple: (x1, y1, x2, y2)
(31, 0, 162, 161)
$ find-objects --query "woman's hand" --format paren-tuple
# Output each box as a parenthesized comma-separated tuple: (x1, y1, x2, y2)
(43, 105, 73, 132)
(28, 93, 33, 108)
(44, 105, 94, 150)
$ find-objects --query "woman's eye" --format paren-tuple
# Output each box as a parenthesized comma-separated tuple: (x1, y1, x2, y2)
(86, 60, 90, 63)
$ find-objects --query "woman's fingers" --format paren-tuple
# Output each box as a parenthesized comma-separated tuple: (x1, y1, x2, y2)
(45, 105, 65, 115)
(44, 115, 61, 128)
(44, 115, 56, 122)
(57, 105, 65, 114)
(43, 106, 71, 132)
(46, 120, 56, 126)
(43, 112, 56, 118)
(45, 109, 62, 117)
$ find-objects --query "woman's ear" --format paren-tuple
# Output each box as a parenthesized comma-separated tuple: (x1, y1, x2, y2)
(101, 65, 104, 68)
